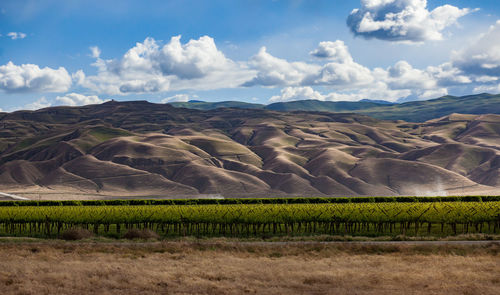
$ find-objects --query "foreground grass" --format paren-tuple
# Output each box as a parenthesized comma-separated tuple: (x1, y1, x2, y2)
(0, 239, 498, 294)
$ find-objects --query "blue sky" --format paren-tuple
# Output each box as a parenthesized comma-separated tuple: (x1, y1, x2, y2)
(1, 0, 500, 111)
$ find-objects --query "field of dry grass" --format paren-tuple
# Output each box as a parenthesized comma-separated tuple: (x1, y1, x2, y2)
(0, 240, 498, 295)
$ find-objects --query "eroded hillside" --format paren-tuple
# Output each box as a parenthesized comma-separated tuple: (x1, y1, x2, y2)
(0, 101, 498, 199)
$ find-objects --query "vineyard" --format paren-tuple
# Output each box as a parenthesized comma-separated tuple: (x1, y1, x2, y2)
(0, 201, 499, 238)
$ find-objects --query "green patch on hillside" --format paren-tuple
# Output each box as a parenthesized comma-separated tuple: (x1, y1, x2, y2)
(12, 135, 63, 153)
(88, 127, 134, 142)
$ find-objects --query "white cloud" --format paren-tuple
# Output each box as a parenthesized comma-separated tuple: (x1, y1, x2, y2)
(374, 61, 465, 99)
(243, 47, 320, 87)
(23, 97, 51, 110)
(157, 35, 232, 79)
(55, 93, 105, 106)
(7, 32, 27, 40)
(244, 43, 372, 88)
(80, 36, 253, 95)
(72, 69, 86, 85)
(90, 46, 101, 58)
(306, 41, 374, 87)
(307, 62, 373, 87)
(326, 80, 412, 102)
(270, 87, 324, 102)
(426, 62, 471, 86)
(0, 61, 72, 93)
(310, 41, 353, 62)
(347, 0, 474, 42)
(386, 61, 437, 90)
(418, 88, 448, 99)
(473, 84, 500, 94)
(161, 94, 197, 103)
(269, 84, 412, 103)
(474, 76, 498, 83)
(452, 20, 500, 79)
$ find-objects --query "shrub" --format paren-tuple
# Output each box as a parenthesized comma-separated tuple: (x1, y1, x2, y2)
(61, 227, 93, 240)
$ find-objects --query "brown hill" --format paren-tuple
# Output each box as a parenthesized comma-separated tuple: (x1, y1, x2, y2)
(0, 102, 498, 199)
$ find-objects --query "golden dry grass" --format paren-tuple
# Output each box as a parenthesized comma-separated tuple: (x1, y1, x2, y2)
(0, 241, 498, 295)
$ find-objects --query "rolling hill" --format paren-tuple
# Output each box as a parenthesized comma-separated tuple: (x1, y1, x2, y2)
(0, 100, 499, 199)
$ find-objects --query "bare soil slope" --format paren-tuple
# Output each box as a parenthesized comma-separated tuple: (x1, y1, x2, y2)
(0, 101, 498, 199)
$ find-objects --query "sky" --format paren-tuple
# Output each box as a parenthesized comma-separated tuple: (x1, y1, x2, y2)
(1, 0, 500, 111)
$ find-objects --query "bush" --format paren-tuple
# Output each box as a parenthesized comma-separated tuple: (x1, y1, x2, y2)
(61, 227, 93, 240)
(123, 228, 160, 240)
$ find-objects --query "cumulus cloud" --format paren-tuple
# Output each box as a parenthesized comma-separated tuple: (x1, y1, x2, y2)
(386, 61, 437, 90)
(306, 41, 374, 87)
(23, 97, 51, 110)
(310, 41, 353, 62)
(80, 36, 253, 95)
(0, 61, 72, 93)
(347, 0, 474, 42)
(160, 93, 197, 103)
(243, 47, 320, 87)
(244, 42, 372, 88)
(453, 20, 500, 79)
(55, 93, 105, 106)
(7, 32, 26, 40)
(308, 62, 373, 87)
(269, 87, 325, 102)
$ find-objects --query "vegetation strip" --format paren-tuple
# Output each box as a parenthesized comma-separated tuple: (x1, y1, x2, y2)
(0, 196, 499, 206)
(0, 202, 499, 238)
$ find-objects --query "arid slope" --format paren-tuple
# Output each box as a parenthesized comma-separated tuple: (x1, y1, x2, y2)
(0, 101, 498, 199)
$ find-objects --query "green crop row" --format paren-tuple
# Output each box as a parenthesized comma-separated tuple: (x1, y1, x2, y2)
(1, 195, 499, 207)
(0, 202, 499, 238)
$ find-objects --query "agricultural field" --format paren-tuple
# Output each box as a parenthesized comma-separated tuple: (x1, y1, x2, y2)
(1, 197, 499, 239)
(2, 197, 499, 294)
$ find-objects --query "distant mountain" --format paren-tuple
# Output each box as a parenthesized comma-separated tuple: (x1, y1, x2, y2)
(357, 93, 500, 122)
(0, 100, 499, 199)
(168, 93, 500, 122)
(265, 100, 388, 112)
(169, 100, 264, 110)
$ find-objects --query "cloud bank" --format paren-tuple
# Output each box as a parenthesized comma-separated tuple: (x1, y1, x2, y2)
(247, 40, 470, 102)
(79, 36, 253, 95)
